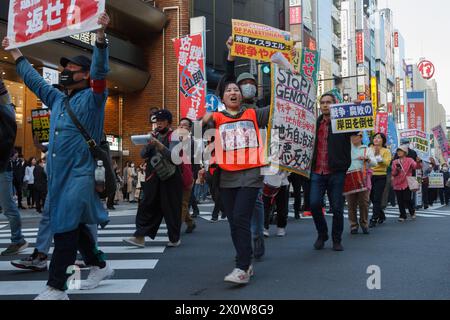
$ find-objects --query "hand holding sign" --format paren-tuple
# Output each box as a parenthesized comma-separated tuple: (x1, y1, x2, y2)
(2, 37, 23, 61)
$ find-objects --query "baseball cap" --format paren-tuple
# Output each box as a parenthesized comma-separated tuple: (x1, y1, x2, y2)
(60, 55, 92, 71)
(237, 72, 256, 85)
(153, 109, 173, 123)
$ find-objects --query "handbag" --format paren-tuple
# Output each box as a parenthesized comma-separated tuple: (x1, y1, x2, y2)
(398, 160, 420, 192)
(64, 99, 116, 199)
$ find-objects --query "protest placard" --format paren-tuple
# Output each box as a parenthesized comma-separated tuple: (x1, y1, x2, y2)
(231, 19, 293, 63)
(173, 33, 207, 121)
(300, 47, 320, 87)
(31, 108, 50, 143)
(387, 116, 399, 155)
(429, 173, 444, 189)
(7, 0, 105, 49)
(330, 101, 375, 134)
(432, 125, 449, 162)
(267, 64, 317, 178)
(400, 129, 430, 160)
(375, 112, 389, 136)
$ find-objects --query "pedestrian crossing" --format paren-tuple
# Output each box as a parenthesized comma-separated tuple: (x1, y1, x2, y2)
(0, 223, 170, 298)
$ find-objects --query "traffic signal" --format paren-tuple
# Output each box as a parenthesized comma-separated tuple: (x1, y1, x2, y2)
(262, 63, 271, 75)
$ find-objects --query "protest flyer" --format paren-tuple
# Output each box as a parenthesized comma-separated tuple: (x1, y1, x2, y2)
(429, 173, 444, 189)
(267, 64, 317, 178)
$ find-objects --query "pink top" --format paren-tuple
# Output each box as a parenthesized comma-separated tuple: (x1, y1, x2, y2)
(391, 157, 422, 191)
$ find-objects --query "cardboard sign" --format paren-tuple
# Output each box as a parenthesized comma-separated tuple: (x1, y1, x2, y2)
(330, 101, 375, 134)
(429, 173, 444, 189)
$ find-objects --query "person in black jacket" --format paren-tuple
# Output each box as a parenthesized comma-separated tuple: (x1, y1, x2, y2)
(33, 158, 48, 214)
(12, 150, 26, 209)
(310, 92, 352, 252)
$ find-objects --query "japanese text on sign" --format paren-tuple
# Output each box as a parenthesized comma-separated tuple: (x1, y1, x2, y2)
(331, 101, 375, 134)
(31, 108, 51, 143)
(429, 173, 444, 189)
(400, 129, 430, 160)
(300, 48, 320, 87)
(7, 0, 105, 49)
(231, 19, 293, 63)
(173, 33, 207, 121)
(432, 125, 449, 162)
(267, 65, 317, 178)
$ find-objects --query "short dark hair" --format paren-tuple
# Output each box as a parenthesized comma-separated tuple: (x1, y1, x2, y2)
(179, 117, 193, 128)
(320, 92, 338, 104)
(373, 133, 387, 148)
(218, 80, 241, 100)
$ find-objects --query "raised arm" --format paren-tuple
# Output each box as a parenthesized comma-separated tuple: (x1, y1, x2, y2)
(2, 38, 63, 109)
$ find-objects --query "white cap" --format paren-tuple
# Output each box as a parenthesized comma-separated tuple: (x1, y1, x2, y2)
(97, 160, 104, 166)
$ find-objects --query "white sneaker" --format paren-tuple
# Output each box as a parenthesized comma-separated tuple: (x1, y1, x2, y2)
(224, 268, 250, 284)
(277, 228, 286, 237)
(34, 286, 69, 300)
(263, 229, 270, 238)
(167, 240, 181, 247)
(80, 264, 115, 290)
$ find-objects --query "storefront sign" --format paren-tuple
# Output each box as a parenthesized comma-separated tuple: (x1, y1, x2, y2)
(31, 108, 50, 143)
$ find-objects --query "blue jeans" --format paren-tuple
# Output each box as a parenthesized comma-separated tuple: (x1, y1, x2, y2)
(251, 189, 264, 239)
(35, 198, 98, 255)
(0, 171, 24, 244)
(221, 187, 260, 271)
(310, 172, 346, 243)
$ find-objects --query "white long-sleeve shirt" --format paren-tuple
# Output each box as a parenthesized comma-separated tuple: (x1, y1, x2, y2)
(24, 165, 35, 184)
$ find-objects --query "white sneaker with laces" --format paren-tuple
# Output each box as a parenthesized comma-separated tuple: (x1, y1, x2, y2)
(263, 229, 270, 238)
(224, 268, 250, 284)
(167, 240, 181, 247)
(80, 264, 115, 290)
(34, 286, 69, 300)
(277, 228, 286, 237)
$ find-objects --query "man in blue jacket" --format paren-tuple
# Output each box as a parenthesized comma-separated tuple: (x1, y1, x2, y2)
(3, 12, 113, 300)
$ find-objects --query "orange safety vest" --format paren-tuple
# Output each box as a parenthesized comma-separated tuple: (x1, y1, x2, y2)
(213, 109, 266, 172)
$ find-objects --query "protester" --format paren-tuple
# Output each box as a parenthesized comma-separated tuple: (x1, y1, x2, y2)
(422, 157, 440, 209)
(369, 133, 392, 228)
(263, 172, 290, 237)
(0, 77, 28, 256)
(310, 92, 352, 252)
(289, 173, 311, 219)
(24, 157, 37, 209)
(33, 158, 48, 214)
(202, 80, 270, 285)
(122, 161, 130, 202)
(123, 109, 183, 248)
(345, 132, 377, 235)
(3, 12, 114, 300)
(391, 146, 422, 222)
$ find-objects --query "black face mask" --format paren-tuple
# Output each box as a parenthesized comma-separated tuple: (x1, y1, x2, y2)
(157, 127, 170, 135)
(59, 69, 86, 88)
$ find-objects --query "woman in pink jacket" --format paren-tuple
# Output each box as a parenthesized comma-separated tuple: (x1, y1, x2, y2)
(391, 145, 422, 222)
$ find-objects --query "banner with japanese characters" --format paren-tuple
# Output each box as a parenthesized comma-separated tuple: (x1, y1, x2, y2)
(374, 112, 389, 136)
(387, 116, 399, 156)
(330, 101, 375, 134)
(31, 108, 50, 143)
(400, 129, 430, 160)
(231, 19, 293, 63)
(300, 48, 320, 87)
(267, 65, 317, 178)
(7, 0, 105, 49)
(429, 173, 444, 189)
(432, 125, 449, 163)
(173, 33, 207, 121)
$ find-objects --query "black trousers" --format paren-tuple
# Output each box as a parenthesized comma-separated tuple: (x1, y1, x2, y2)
(34, 189, 47, 212)
(264, 185, 289, 229)
(289, 174, 311, 213)
(13, 181, 23, 207)
(134, 171, 182, 243)
(27, 184, 35, 207)
(188, 189, 199, 214)
(396, 189, 414, 219)
(48, 224, 105, 291)
(370, 175, 387, 222)
(106, 192, 115, 208)
(212, 193, 225, 219)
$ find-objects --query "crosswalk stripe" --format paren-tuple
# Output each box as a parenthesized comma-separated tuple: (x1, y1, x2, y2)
(0, 225, 6, 230)
(0, 229, 167, 238)
(0, 225, 167, 234)
(0, 236, 169, 245)
(0, 280, 147, 295)
(12, 246, 166, 255)
(0, 260, 158, 272)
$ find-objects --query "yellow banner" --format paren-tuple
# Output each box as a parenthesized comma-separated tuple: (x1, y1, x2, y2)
(231, 19, 293, 63)
(371, 77, 378, 117)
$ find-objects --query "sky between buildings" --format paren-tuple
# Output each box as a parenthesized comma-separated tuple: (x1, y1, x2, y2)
(378, 0, 450, 114)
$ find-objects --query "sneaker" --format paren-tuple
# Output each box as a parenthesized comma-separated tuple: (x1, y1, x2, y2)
(167, 240, 181, 247)
(303, 211, 312, 217)
(34, 286, 69, 300)
(185, 223, 196, 234)
(277, 228, 286, 237)
(263, 229, 270, 238)
(122, 237, 145, 248)
(361, 227, 370, 235)
(80, 264, 115, 290)
(332, 242, 344, 252)
(253, 236, 265, 259)
(1, 241, 29, 256)
(74, 260, 88, 269)
(11, 249, 48, 272)
(314, 235, 329, 250)
(221, 212, 227, 219)
(210, 217, 219, 223)
(411, 213, 417, 220)
(224, 268, 250, 284)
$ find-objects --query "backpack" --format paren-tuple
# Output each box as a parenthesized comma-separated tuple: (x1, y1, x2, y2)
(0, 104, 17, 172)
